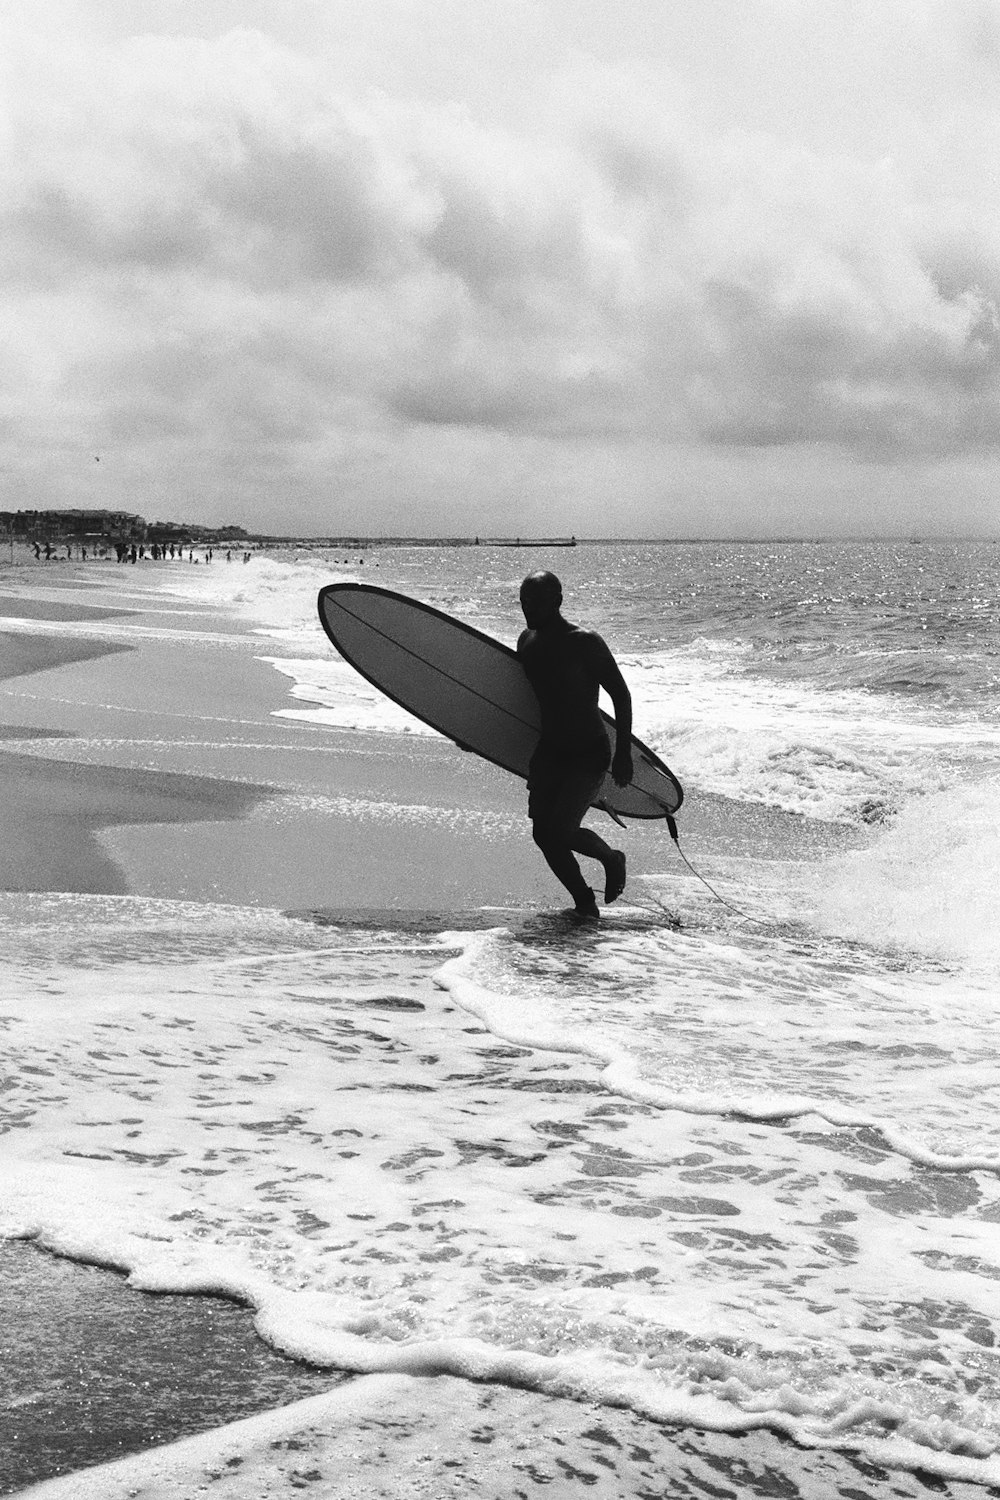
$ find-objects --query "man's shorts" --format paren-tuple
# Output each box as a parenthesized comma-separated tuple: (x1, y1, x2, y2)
(527, 741, 611, 832)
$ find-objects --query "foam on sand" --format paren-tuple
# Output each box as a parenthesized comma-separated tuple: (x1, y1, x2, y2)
(5, 894, 1000, 1489)
(15, 1370, 999, 1500)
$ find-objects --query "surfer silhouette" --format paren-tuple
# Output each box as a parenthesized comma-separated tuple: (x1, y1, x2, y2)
(517, 571, 633, 919)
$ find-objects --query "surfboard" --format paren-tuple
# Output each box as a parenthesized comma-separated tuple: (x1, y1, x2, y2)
(317, 582, 683, 822)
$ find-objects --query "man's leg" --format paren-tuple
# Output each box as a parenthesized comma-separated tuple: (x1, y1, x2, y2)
(571, 828, 627, 903)
(530, 767, 625, 913)
(531, 824, 598, 915)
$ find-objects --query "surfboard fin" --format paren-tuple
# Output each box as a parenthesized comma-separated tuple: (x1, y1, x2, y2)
(645, 794, 681, 842)
(597, 798, 628, 829)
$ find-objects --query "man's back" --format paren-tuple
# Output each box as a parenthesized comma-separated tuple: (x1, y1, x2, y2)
(518, 620, 610, 760)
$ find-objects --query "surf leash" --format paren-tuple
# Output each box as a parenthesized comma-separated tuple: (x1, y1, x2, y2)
(662, 811, 756, 922)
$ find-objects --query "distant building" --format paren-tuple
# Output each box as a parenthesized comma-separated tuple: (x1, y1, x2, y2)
(0, 509, 253, 547)
(147, 520, 250, 545)
(0, 508, 147, 542)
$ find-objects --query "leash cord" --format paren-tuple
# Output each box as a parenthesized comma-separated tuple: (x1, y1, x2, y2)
(664, 813, 756, 921)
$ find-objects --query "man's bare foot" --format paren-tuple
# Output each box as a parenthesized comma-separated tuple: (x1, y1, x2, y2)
(572, 891, 600, 922)
(604, 850, 626, 903)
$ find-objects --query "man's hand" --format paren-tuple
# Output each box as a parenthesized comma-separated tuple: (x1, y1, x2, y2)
(611, 747, 634, 787)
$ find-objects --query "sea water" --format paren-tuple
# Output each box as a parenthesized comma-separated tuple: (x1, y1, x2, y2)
(4, 540, 1000, 1487)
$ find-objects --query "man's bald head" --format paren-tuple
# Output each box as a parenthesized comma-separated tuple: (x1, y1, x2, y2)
(519, 571, 563, 629)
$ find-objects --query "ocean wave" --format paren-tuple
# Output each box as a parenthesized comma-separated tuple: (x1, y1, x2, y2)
(816, 779, 1000, 965)
(258, 637, 1000, 826)
(163, 553, 364, 650)
(625, 646, 1000, 824)
(149, 551, 1000, 826)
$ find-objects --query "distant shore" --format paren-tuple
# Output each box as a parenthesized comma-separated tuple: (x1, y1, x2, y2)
(5, 531, 997, 564)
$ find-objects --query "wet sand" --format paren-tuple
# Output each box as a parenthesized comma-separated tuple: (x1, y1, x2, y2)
(0, 593, 132, 624)
(0, 630, 132, 685)
(0, 1242, 341, 1495)
(0, 750, 273, 895)
(0, 601, 275, 894)
(15, 1357, 997, 1500)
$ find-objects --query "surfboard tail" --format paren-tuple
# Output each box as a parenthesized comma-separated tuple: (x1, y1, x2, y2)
(596, 796, 680, 839)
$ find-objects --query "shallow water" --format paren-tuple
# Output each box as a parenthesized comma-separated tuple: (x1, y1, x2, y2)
(3, 542, 1000, 1488)
(0, 1240, 340, 1493)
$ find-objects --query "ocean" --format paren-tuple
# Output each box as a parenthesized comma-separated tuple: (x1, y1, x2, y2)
(4, 539, 1000, 1490)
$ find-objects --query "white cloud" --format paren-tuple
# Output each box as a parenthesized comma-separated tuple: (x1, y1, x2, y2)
(1, 3, 1000, 530)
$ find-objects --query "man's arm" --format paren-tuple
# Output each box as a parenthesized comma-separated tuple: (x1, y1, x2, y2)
(591, 636, 633, 787)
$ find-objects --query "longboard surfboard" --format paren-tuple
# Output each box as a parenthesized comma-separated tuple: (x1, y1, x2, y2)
(317, 582, 683, 823)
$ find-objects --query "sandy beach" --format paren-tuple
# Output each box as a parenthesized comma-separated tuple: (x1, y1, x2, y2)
(0, 568, 560, 909)
(0, 565, 853, 909)
(1, 560, 992, 1500)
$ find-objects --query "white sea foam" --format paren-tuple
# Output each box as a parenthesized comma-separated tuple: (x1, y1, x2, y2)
(162, 553, 363, 650)
(626, 643, 1000, 824)
(817, 779, 1000, 965)
(6, 893, 1000, 1484)
(436, 926, 1000, 1169)
(262, 655, 433, 737)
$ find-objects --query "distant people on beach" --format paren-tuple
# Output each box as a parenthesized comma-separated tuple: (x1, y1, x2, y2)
(22, 534, 256, 565)
(517, 571, 633, 921)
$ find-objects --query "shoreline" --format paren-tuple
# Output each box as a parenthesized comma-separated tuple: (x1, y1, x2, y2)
(0, 1241, 342, 1495)
(6, 1241, 994, 1500)
(0, 563, 865, 910)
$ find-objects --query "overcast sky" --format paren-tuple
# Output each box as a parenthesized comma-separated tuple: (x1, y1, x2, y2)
(3, 0, 1000, 537)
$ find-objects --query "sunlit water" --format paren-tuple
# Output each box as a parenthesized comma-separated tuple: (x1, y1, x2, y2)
(3, 541, 1000, 1486)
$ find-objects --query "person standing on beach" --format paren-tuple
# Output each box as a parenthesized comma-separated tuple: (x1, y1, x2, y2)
(518, 571, 633, 920)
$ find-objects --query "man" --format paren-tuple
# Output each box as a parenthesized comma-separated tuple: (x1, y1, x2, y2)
(517, 571, 633, 919)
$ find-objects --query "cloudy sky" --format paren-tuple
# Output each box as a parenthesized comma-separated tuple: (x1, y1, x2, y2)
(3, 0, 1000, 537)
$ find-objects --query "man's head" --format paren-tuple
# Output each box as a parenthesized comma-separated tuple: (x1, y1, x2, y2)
(520, 570, 563, 629)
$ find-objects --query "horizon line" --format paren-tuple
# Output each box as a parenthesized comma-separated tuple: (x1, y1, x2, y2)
(259, 533, 1000, 545)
